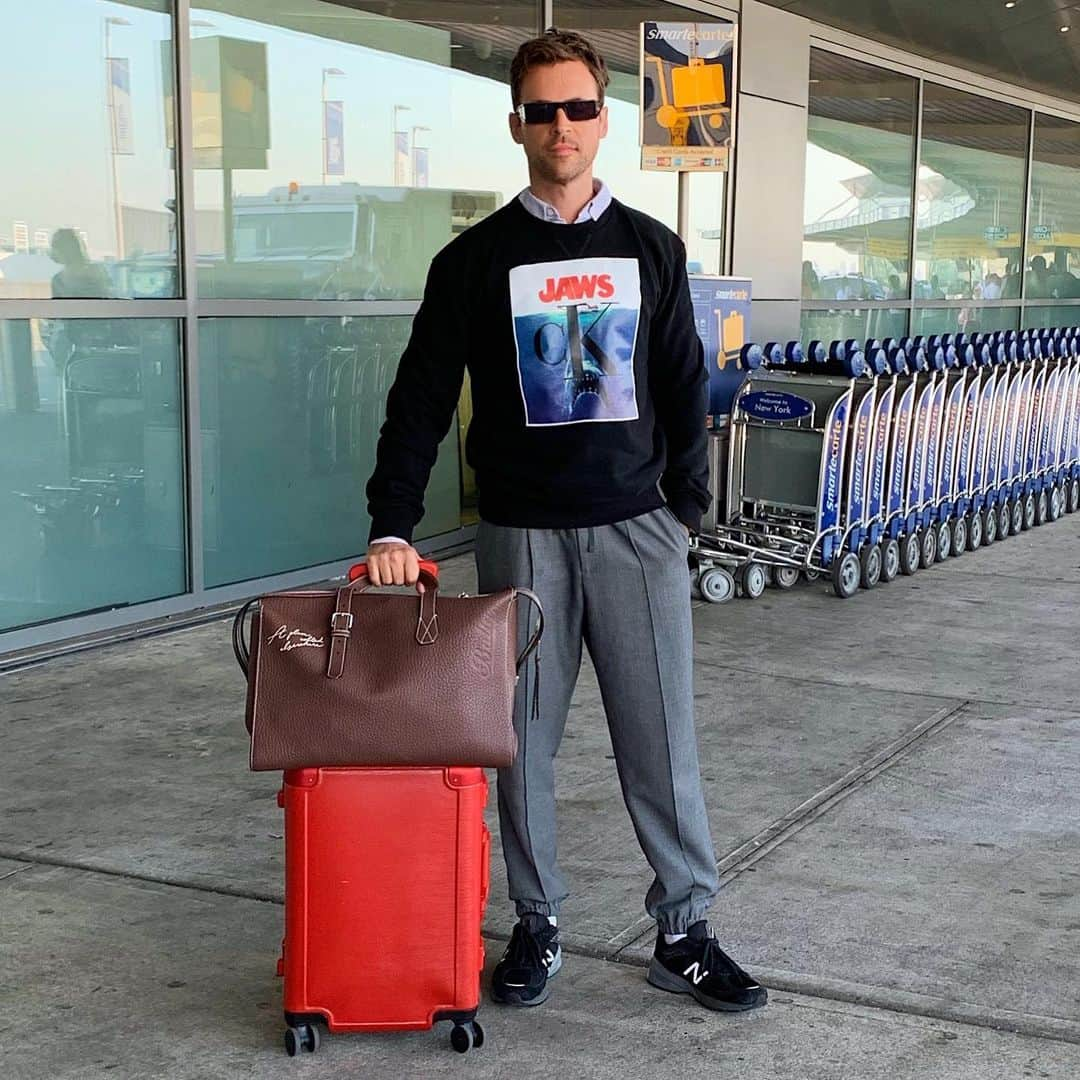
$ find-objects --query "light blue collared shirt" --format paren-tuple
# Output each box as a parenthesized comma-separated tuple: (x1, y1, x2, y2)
(517, 179, 612, 224)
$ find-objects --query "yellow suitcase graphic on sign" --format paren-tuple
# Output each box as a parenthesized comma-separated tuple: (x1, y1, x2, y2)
(714, 308, 744, 369)
(652, 56, 729, 147)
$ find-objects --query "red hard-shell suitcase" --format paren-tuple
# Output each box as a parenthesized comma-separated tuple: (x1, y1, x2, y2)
(275, 766, 490, 1056)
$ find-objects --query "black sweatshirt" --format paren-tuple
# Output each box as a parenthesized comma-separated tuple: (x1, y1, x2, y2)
(366, 196, 709, 542)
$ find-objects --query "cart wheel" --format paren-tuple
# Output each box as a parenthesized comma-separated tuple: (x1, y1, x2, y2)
(773, 566, 800, 590)
(738, 561, 767, 600)
(802, 568, 821, 583)
(698, 567, 735, 604)
(831, 552, 861, 598)
(304, 1025, 320, 1054)
(1070, 478, 1080, 513)
(935, 521, 951, 562)
(920, 527, 938, 569)
(978, 508, 993, 546)
(951, 517, 967, 556)
(1022, 493, 1035, 530)
(688, 565, 703, 601)
(1004, 501, 1017, 539)
(451, 1023, 475, 1054)
(472, 1021, 485, 1050)
(1010, 499, 1023, 536)
(859, 544, 882, 589)
(899, 533, 920, 576)
(284, 1028, 299, 1058)
(881, 538, 900, 582)
(1049, 485, 1062, 522)
(1035, 489, 1048, 526)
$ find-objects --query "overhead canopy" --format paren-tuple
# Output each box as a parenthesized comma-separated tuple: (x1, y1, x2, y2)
(770, 0, 1080, 107)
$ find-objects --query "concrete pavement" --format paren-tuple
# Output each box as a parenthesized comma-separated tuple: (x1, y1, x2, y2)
(2, 516, 1080, 1077)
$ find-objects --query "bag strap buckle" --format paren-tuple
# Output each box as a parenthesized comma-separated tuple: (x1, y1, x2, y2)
(327, 590, 355, 679)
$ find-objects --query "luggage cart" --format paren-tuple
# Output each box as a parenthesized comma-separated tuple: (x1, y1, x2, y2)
(932, 341, 979, 557)
(692, 324, 1080, 605)
(918, 339, 957, 564)
(983, 338, 1021, 542)
(691, 340, 867, 601)
(1058, 332, 1080, 513)
(835, 343, 893, 590)
(885, 340, 943, 574)
(1035, 333, 1072, 523)
(956, 341, 994, 550)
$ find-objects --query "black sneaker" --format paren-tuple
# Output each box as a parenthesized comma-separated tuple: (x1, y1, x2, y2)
(490, 913, 562, 1007)
(648, 921, 767, 1012)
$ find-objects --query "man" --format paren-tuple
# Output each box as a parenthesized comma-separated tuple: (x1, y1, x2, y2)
(365, 28, 766, 1015)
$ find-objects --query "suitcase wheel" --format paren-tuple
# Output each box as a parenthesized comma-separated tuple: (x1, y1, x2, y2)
(450, 1020, 484, 1054)
(284, 1023, 320, 1057)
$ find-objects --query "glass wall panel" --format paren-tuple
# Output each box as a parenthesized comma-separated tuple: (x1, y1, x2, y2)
(0, 1, 178, 299)
(800, 308, 908, 346)
(0, 319, 186, 631)
(1027, 114, 1080, 301)
(686, 171, 725, 274)
(1023, 306, 1080, 331)
(190, 0, 536, 299)
(911, 307, 1019, 336)
(916, 84, 1029, 302)
(199, 317, 460, 588)
(803, 51, 917, 301)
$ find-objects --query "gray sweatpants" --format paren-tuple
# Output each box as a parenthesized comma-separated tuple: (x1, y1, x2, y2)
(474, 507, 719, 934)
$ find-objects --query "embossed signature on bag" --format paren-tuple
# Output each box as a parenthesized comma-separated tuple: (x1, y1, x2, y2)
(267, 625, 326, 651)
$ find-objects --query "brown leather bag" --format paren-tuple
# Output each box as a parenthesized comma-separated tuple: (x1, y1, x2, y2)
(232, 565, 543, 771)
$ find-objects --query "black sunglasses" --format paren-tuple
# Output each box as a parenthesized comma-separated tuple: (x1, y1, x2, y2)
(516, 99, 602, 124)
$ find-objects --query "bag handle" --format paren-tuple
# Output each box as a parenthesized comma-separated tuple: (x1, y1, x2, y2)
(327, 562, 441, 679)
(232, 597, 259, 679)
(347, 559, 440, 586)
(513, 587, 544, 671)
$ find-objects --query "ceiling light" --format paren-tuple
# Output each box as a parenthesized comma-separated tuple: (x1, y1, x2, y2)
(1004, 1, 1015, 8)
(1062, 24, 1071, 32)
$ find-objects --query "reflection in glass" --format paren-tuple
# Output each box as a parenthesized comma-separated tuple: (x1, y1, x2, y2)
(190, 1, 536, 299)
(800, 308, 908, 346)
(0, 1, 178, 300)
(199, 317, 461, 588)
(1023, 306, 1080, 331)
(0, 319, 185, 632)
(686, 171, 725, 275)
(803, 51, 917, 301)
(1027, 115, 1080, 301)
(911, 307, 1019, 336)
(916, 84, 1028, 302)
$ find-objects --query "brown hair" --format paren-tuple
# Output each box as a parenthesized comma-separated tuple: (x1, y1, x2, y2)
(509, 28, 610, 109)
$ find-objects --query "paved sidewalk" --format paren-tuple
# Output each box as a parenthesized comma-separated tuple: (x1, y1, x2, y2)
(2, 517, 1080, 1077)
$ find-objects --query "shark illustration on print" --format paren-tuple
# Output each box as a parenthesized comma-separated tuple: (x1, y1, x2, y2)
(509, 257, 642, 426)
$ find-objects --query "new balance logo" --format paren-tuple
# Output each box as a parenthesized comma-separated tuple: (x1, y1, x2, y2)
(537, 273, 615, 303)
(543, 949, 557, 968)
(683, 962, 709, 986)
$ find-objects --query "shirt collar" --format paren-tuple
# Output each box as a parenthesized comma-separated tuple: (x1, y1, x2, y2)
(517, 179, 612, 224)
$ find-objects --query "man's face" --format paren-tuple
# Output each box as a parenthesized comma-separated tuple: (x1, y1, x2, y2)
(509, 60, 608, 186)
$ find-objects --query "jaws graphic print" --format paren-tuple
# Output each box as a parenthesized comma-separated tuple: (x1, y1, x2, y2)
(509, 257, 641, 426)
